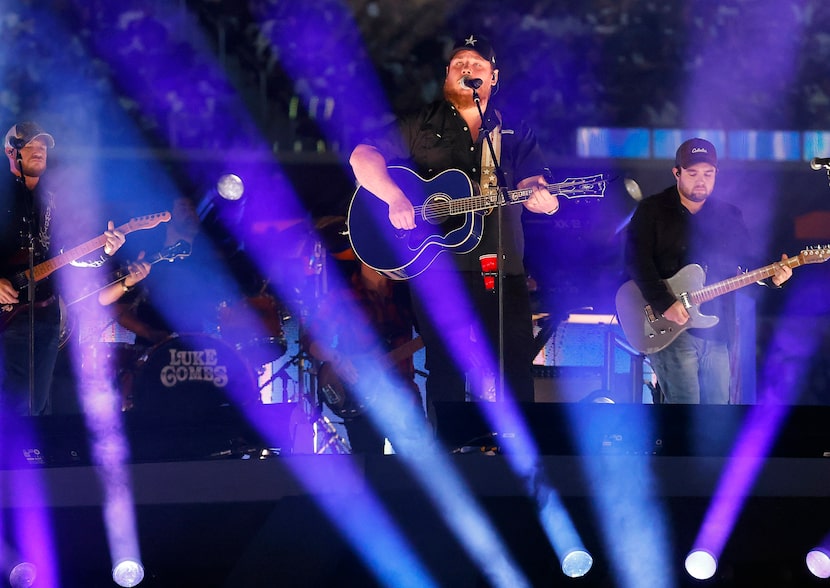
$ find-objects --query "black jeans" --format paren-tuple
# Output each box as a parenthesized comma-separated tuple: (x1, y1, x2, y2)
(410, 270, 535, 407)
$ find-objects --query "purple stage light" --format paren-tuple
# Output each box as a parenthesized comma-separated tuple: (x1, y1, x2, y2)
(8, 562, 36, 588)
(217, 173, 244, 201)
(685, 549, 717, 580)
(112, 558, 145, 587)
(806, 547, 830, 579)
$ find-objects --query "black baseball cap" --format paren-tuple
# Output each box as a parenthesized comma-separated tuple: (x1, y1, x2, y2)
(449, 34, 497, 67)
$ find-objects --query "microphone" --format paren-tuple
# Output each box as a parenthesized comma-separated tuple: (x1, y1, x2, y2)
(810, 157, 830, 171)
(461, 76, 483, 90)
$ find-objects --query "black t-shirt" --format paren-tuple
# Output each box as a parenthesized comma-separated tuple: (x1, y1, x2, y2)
(624, 186, 758, 342)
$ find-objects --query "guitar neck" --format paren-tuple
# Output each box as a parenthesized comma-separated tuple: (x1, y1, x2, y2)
(434, 177, 604, 215)
(383, 336, 424, 366)
(691, 256, 802, 304)
(65, 243, 190, 307)
(100, 249, 179, 289)
(503, 183, 562, 206)
(30, 234, 110, 283)
(17, 216, 168, 286)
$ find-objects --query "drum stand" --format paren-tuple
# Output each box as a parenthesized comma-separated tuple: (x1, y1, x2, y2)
(254, 352, 298, 403)
(295, 237, 324, 403)
(311, 409, 351, 454)
(287, 239, 351, 454)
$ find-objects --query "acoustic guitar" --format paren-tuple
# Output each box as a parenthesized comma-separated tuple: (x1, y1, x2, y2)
(347, 166, 605, 280)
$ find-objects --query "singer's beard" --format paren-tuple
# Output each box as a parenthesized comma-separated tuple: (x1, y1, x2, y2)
(443, 79, 479, 110)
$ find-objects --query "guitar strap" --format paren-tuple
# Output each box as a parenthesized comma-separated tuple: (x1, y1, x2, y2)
(479, 111, 502, 198)
(39, 190, 54, 252)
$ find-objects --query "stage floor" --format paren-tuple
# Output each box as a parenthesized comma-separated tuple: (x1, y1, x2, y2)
(1, 403, 829, 586)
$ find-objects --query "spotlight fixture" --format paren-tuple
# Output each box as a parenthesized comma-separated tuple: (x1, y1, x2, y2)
(685, 549, 717, 580)
(216, 173, 244, 201)
(197, 173, 246, 225)
(8, 562, 37, 588)
(112, 559, 145, 587)
(561, 548, 593, 578)
(624, 177, 643, 201)
(806, 547, 830, 579)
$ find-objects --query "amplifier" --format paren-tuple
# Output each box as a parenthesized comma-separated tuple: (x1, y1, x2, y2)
(532, 365, 604, 403)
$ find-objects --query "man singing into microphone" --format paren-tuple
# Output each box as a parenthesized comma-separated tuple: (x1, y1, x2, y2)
(350, 35, 559, 423)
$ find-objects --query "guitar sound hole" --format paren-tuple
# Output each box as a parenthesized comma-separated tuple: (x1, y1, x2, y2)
(422, 194, 451, 225)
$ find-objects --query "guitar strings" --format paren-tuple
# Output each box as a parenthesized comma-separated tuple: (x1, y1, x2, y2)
(413, 176, 604, 220)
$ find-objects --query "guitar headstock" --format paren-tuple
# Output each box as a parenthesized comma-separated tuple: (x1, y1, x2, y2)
(798, 244, 830, 265)
(122, 212, 172, 233)
(554, 174, 607, 199)
(159, 240, 192, 262)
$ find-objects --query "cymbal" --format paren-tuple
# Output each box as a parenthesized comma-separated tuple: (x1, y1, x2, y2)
(314, 215, 346, 229)
(314, 215, 353, 259)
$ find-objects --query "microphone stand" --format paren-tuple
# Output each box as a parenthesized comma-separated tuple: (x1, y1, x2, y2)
(18, 152, 37, 416)
(470, 84, 508, 403)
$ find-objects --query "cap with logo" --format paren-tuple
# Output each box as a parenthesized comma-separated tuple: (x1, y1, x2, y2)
(4, 121, 55, 151)
(449, 34, 497, 67)
(675, 138, 717, 169)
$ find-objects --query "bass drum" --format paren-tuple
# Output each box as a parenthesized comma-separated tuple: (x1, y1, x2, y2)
(122, 334, 257, 414)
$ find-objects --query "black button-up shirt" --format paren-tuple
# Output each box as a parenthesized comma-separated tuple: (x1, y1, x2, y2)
(0, 174, 57, 302)
(365, 100, 547, 274)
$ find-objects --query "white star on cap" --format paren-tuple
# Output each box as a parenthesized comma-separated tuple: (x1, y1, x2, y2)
(464, 35, 477, 47)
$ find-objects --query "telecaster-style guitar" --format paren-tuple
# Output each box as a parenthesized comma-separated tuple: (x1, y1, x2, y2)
(0, 212, 171, 332)
(347, 166, 606, 280)
(318, 336, 424, 418)
(615, 246, 830, 355)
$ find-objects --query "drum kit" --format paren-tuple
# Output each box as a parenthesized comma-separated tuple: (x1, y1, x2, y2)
(76, 291, 288, 414)
(70, 216, 352, 418)
(121, 332, 260, 413)
(59, 216, 356, 455)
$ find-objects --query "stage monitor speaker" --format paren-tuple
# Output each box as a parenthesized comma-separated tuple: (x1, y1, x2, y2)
(0, 403, 311, 469)
(433, 403, 830, 458)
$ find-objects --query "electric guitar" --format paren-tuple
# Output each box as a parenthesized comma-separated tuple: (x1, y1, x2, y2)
(58, 240, 193, 348)
(0, 212, 171, 332)
(65, 240, 192, 306)
(615, 246, 830, 355)
(318, 336, 424, 418)
(347, 166, 606, 280)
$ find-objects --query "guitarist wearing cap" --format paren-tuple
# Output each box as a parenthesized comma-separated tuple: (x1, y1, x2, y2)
(349, 34, 560, 411)
(0, 121, 128, 415)
(621, 138, 792, 404)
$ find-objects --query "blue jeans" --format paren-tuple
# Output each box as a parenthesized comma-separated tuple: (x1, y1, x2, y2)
(648, 330, 730, 404)
(0, 304, 61, 415)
